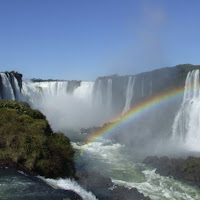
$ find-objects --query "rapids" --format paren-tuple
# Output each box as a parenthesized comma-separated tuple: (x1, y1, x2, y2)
(1, 68, 200, 199)
(73, 139, 200, 200)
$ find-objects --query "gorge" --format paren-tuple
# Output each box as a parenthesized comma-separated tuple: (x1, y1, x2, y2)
(1, 64, 200, 200)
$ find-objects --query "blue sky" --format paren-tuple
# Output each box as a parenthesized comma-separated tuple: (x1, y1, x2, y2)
(0, 0, 200, 80)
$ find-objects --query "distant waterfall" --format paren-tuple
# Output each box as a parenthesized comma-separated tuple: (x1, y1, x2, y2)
(21, 81, 69, 105)
(0, 73, 15, 100)
(107, 79, 112, 114)
(32, 81, 68, 96)
(141, 76, 144, 97)
(13, 76, 21, 101)
(172, 70, 200, 151)
(1, 68, 186, 130)
(94, 79, 103, 106)
(73, 82, 94, 104)
(122, 76, 135, 115)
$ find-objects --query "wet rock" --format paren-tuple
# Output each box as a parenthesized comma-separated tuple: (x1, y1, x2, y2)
(77, 172, 150, 200)
(143, 156, 200, 183)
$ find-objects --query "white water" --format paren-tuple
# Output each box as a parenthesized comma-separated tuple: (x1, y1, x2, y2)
(172, 70, 200, 151)
(106, 79, 112, 115)
(21, 80, 113, 130)
(73, 81, 94, 104)
(122, 76, 135, 115)
(74, 139, 200, 200)
(40, 177, 98, 200)
(29, 81, 68, 97)
(141, 76, 144, 97)
(13, 76, 21, 101)
(0, 73, 15, 100)
(93, 79, 103, 107)
(0, 73, 157, 129)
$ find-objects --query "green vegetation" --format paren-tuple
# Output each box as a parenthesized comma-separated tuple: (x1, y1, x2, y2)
(30, 78, 66, 82)
(181, 156, 200, 173)
(0, 100, 75, 178)
(174, 64, 200, 86)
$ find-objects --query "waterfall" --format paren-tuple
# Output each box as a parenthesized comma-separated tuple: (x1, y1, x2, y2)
(94, 79, 103, 106)
(172, 70, 200, 151)
(0, 73, 15, 100)
(73, 81, 94, 104)
(13, 76, 22, 101)
(0, 72, 23, 101)
(32, 81, 68, 97)
(1, 68, 188, 131)
(122, 76, 135, 115)
(21, 81, 69, 106)
(150, 79, 153, 96)
(106, 79, 112, 115)
(141, 76, 144, 97)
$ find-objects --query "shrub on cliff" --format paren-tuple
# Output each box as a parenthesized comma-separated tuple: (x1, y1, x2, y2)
(0, 100, 75, 178)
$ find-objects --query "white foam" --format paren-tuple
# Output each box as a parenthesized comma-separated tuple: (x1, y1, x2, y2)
(112, 169, 200, 200)
(172, 69, 200, 151)
(39, 177, 98, 200)
(75, 140, 200, 200)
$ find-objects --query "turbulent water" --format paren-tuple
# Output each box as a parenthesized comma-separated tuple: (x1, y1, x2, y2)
(172, 69, 200, 151)
(74, 139, 200, 200)
(1, 69, 200, 199)
(0, 168, 97, 200)
(40, 177, 97, 200)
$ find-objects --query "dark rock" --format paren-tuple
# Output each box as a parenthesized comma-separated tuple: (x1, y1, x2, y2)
(143, 156, 200, 183)
(111, 186, 151, 200)
(0, 167, 82, 200)
(143, 156, 160, 165)
(67, 80, 81, 93)
(77, 172, 150, 200)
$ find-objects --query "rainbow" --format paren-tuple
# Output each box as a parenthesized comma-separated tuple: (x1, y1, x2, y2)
(80, 85, 186, 152)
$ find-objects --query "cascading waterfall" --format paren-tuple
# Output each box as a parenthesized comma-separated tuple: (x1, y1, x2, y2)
(0, 73, 15, 100)
(0, 71, 160, 124)
(150, 79, 153, 96)
(32, 81, 68, 97)
(73, 81, 94, 107)
(21, 81, 69, 106)
(141, 76, 144, 97)
(13, 76, 21, 101)
(106, 79, 112, 115)
(1, 69, 187, 131)
(122, 76, 135, 115)
(94, 79, 103, 106)
(172, 70, 200, 151)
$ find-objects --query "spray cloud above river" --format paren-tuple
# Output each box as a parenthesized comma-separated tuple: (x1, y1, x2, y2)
(1, 65, 200, 157)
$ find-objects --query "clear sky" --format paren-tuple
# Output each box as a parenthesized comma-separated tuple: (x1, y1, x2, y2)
(0, 0, 200, 80)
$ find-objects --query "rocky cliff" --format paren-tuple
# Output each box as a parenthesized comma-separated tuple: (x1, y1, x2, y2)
(143, 156, 200, 183)
(0, 100, 75, 179)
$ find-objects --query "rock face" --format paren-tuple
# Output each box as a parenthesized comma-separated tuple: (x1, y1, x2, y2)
(77, 172, 150, 200)
(143, 156, 200, 183)
(0, 100, 75, 179)
(95, 64, 200, 112)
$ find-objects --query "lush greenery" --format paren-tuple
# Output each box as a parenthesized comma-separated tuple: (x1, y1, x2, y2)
(0, 100, 75, 178)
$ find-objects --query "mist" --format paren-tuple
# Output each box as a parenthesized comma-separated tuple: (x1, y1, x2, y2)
(22, 80, 116, 133)
(36, 93, 110, 131)
(20, 67, 200, 159)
